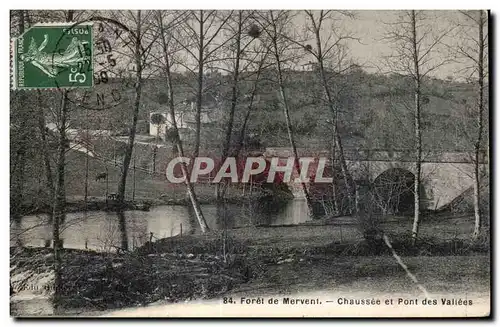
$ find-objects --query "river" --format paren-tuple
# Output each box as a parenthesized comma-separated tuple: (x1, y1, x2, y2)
(10, 199, 313, 251)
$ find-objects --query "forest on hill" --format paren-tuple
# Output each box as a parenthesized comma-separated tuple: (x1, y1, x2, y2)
(10, 10, 489, 249)
(13, 67, 487, 161)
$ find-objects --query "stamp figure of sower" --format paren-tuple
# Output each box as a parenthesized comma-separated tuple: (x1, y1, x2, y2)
(12, 23, 94, 89)
(22, 34, 89, 77)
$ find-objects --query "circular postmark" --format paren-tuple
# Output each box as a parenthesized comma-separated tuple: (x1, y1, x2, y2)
(51, 16, 142, 111)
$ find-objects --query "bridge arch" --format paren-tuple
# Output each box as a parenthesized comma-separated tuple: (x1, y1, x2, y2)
(264, 147, 484, 211)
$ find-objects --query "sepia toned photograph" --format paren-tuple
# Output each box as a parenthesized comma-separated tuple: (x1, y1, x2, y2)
(9, 9, 490, 318)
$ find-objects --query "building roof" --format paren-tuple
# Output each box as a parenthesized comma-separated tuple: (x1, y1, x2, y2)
(183, 93, 219, 108)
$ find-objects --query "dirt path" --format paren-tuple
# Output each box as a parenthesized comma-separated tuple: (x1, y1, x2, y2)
(230, 255, 490, 297)
(97, 254, 490, 317)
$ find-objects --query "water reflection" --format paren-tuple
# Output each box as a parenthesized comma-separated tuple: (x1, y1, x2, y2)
(10, 199, 314, 252)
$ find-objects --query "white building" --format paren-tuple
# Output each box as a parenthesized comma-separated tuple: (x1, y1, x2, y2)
(149, 110, 214, 139)
(149, 93, 222, 139)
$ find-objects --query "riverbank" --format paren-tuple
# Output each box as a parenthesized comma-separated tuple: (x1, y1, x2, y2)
(19, 182, 294, 216)
(10, 215, 490, 317)
(18, 149, 297, 216)
(10, 236, 252, 315)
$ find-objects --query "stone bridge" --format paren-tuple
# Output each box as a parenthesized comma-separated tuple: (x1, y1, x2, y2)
(263, 148, 488, 211)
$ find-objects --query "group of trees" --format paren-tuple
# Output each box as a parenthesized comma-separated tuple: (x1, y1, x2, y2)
(10, 10, 488, 263)
(382, 10, 488, 242)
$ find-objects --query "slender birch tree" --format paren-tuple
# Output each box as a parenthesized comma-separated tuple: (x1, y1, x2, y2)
(384, 10, 452, 245)
(304, 10, 357, 215)
(115, 10, 143, 209)
(106, 10, 160, 249)
(455, 10, 488, 239)
(10, 10, 29, 246)
(215, 10, 265, 200)
(257, 10, 314, 214)
(48, 9, 75, 311)
(155, 10, 210, 233)
(172, 10, 233, 158)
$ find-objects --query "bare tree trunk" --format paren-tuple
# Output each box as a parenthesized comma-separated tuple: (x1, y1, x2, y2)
(84, 108, 89, 209)
(132, 157, 136, 201)
(472, 158, 481, 238)
(116, 11, 143, 250)
(37, 107, 54, 191)
(270, 14, 314, 214)
(153, 126, 159, 174)
(117, 211, 128, 250)
(36, 90, 54, 247)
(11, 10, 28, 246)
(117, 11, 143, 219)
(472, 10, 485, 240)
(233, 49, 268, 158)
(32, 22, 53, 213)
(307, 13, 355, 214)
(330, 132, 339, 216)
(410, 10, 422, 245)
(158, 12, 209, 233)
(234, 86, 256, 156)
(335, 134, 355, 211)
(217, 11, 242, 200)
(52, 89, 69, 309)
(193, 10, 204, 158)
(51, 10, 75, 310)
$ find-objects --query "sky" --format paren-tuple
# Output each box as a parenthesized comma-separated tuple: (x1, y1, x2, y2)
(315, 10, 482, 80)
(214, 10, 482, 80)
(12, 10, 484, 81)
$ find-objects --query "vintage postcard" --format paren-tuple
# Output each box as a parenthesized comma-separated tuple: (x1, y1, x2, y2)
(9, 9, 490, 318)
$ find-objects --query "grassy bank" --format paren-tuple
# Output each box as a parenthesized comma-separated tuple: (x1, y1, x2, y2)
(10, 214, 490, 316)
(11, 236, 252, 313)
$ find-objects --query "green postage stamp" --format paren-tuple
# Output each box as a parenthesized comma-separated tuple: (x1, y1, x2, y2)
(12, 22, 94, 90)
